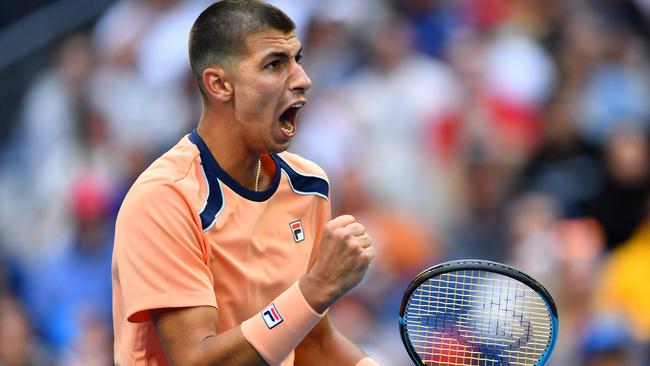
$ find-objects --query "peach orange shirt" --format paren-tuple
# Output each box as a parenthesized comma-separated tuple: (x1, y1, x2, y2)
(112, 130, 330, 365)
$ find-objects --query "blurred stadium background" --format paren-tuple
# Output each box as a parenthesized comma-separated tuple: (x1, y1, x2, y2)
(1, 0, 650, 365)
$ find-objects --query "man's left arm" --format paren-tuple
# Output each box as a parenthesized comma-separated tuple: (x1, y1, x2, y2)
(294, 314, 379, 366)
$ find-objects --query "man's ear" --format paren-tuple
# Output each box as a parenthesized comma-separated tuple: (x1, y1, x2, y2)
(202, 67, 233, 102)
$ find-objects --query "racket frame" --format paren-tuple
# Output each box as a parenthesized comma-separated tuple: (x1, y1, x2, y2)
(398, 259, 559, 366)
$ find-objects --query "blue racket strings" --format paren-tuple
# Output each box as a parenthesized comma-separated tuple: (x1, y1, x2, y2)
(403, 270, 554, 365)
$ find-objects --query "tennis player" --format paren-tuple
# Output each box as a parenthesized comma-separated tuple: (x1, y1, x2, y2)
(112, 1, 378, 365)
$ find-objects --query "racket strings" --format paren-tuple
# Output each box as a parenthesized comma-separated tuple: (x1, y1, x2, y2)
(403, 270, 553, 365)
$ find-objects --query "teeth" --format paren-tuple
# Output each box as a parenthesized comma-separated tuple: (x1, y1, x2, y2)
(291, 102, 304, 108)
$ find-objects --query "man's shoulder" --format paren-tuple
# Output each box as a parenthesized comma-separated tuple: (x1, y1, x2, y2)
(123, 135, 203, 207)
(276, 151, 328, 180)
(276, 151, 330, 200)
(135, 135, 201, 187)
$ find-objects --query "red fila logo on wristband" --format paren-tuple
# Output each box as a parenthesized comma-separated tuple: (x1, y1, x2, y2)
(261, 303, 283, 329)
(290, 220, 304, 243)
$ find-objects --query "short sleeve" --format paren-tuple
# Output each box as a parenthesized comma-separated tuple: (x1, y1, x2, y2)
(113, 182, 217, 323)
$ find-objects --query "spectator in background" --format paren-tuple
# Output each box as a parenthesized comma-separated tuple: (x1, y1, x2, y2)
(594, 193, 650, 344)
(60, 312, 114, 366)
(582, 128, 650, 250)
(299, 2, 368, 94)
(580, 314, 638, 366)
(506, 193, 561, 278)
(0, 33, 100, 258)
(91, 0, 195, 154)
(0, 251, 27, 302)
(0, 295, 52, 366)
(343, 15, 462, 224)
(390, 0, 458, 58)
(291, 93, 365, 185)
(511, 86, 601, 218)
(572, 2, 650, 146)
(24, 174, 114, 360)
(446, 149, 509, 261)
(553, 216, 606, 365)
(474, 15, 556, 164)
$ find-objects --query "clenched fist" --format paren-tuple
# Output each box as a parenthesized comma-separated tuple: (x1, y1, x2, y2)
(299, 215, 375, 314)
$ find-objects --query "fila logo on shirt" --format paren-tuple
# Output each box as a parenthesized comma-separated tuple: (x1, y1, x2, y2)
(261, 303, 283, 329)
(290, 220, 304, 243)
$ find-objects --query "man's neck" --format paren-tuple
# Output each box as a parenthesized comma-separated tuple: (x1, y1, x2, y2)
(196, 107, 261, 191)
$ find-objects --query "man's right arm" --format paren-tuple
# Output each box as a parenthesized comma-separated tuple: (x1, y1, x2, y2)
(151, 306, 267, 366)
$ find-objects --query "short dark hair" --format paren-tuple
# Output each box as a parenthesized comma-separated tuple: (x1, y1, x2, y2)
(188, 0, 295, 97)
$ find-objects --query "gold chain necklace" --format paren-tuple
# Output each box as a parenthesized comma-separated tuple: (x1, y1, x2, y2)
(254, 158, 261, 192)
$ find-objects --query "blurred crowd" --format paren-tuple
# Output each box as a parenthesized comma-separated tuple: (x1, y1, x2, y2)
(1, 0, 650, 365)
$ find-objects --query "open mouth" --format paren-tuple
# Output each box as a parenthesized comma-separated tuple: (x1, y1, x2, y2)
(279, 102, 305, 137)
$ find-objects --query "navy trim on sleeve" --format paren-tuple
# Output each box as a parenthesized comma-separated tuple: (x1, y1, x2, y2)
(197, 169, 225, 232)
(275, 155, 329, 201)
(188, 131, 226, 231)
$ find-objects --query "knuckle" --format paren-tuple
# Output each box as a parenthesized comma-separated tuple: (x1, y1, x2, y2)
(360, 234, 371, 245)
(324, 221, 336, 232)
(343, 236, 357, 249)
(343, 214, 356, 222)
(337, 228, 351, 241)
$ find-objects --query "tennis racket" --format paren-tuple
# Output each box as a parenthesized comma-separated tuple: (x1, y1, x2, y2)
(399, 260, 558, 366)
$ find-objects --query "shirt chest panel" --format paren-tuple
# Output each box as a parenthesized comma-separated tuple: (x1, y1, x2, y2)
(202, 186, 321, 328)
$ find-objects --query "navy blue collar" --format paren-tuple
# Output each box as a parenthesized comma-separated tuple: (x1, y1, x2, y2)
(188, 130, 281, 202)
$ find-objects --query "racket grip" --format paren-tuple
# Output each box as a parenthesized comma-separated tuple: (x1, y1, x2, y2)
(355, 357, 380, 365)
(241, 281, 325, 365)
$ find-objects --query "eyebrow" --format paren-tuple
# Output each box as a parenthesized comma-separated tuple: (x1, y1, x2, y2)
(263, 47, 303, 62)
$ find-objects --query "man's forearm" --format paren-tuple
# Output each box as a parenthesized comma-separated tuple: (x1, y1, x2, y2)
(153, 281, 324, 366)
(294, 316, 374, 366)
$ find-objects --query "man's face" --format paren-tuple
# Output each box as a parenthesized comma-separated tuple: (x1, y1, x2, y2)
(225, 29, 311, 153)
